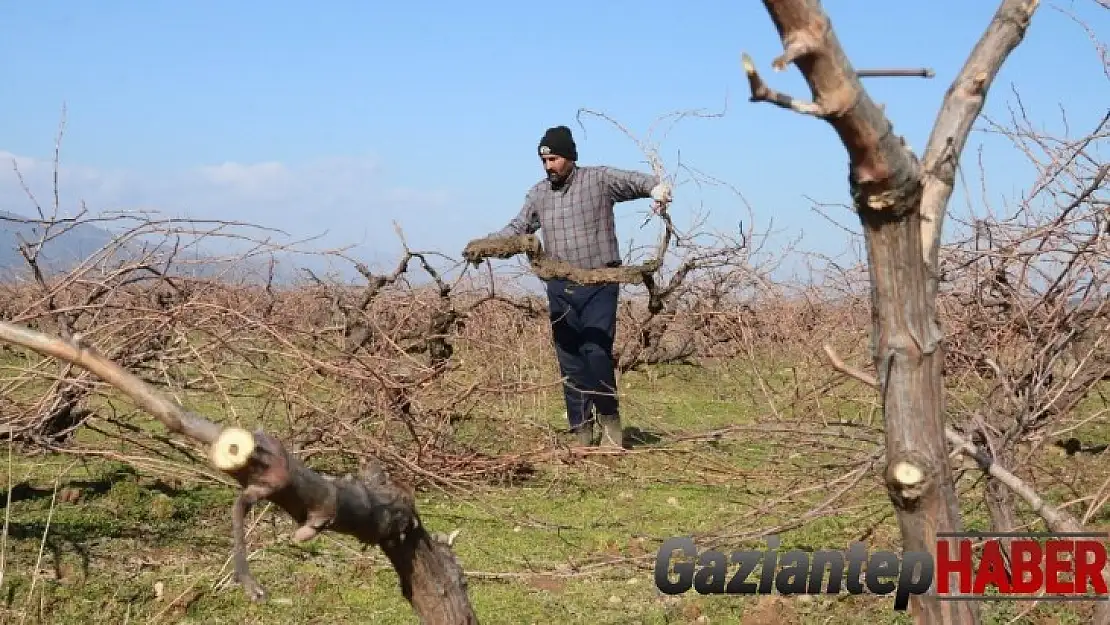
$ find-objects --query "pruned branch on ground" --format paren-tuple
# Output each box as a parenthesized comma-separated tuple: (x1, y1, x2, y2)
(0, 319, 479, 625)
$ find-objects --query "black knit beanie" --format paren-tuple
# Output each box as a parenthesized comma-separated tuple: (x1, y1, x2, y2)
(538, 125, 578, 161)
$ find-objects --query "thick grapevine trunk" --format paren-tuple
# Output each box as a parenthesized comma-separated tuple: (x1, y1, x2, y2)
(746, 0, 1043, 621)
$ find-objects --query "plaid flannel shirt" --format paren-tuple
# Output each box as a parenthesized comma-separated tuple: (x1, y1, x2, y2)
(488, 165, 660, 270)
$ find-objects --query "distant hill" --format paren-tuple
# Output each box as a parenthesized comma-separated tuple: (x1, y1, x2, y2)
(0, 210, 299, 284)
(0, 210, 121, 278)
(0, 210, 386, 286)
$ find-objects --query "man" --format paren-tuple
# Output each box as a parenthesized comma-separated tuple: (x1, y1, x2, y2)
(464, 125, 671, 448)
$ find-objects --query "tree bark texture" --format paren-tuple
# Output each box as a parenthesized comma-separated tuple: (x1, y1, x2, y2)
(919, 0, 1043, 308)
(748, 1, 1041, 622)
(0, 320, 479, 625)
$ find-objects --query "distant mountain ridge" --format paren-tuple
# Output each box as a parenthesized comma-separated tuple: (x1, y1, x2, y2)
(0, 209, 123, 278)
(0, 209, 300, 283)
(0, 209, 403, 286)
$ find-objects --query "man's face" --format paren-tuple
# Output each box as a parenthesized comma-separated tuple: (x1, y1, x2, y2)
(542, 154, 573, 183)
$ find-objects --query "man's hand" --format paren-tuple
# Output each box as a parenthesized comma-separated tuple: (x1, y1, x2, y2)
(650, 182, 672, 215)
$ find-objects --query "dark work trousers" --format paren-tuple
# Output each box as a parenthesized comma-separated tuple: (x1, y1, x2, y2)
(545, 278, 620, 431)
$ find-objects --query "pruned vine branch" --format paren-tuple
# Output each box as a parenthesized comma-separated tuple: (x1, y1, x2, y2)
(0, 319, 479, 625)
(462, 234, 660, 285)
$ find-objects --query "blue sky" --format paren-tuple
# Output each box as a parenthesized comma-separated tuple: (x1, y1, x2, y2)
(1, 0, 1106, 283)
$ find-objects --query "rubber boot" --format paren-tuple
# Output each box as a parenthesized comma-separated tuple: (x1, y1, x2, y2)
(575, 424, 595, 447)
(569, 418, 595, 447)
(598, 414, 623, 449)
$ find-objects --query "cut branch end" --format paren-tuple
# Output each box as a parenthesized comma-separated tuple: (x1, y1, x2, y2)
(886, 457, 931, 506)
(740, 52, 824, 117)
(741, 52, 757, 76)
(210, 427, 256, 471)
(892, 461, 924, 489)
(772, 38, 815, 72)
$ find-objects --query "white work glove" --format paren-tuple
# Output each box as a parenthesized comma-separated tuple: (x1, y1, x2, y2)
(650, 183, 672, 204)
(650, 183, 672, 215)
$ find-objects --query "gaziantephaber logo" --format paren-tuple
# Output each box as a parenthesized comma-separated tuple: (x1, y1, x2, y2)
(654, 533, 1109, 610)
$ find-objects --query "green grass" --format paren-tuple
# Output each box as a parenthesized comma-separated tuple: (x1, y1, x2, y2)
(1, 357, 1108, 624)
